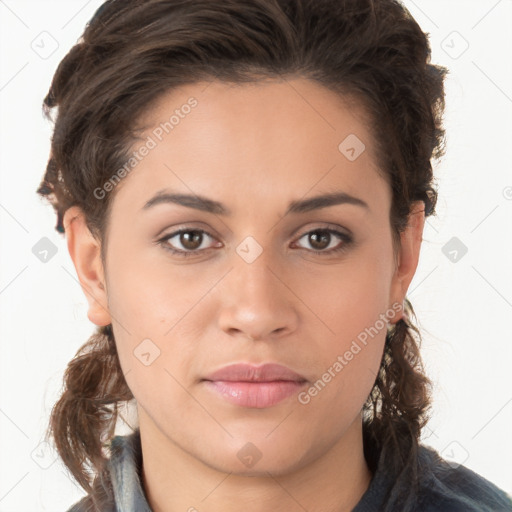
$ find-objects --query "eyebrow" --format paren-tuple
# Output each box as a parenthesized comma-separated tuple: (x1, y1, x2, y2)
(142, 189, 370, 215)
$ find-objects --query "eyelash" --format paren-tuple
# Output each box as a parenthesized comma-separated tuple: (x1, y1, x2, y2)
(157, 227, 354, 258)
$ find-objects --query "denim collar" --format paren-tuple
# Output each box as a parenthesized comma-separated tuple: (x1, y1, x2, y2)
(109, 429, 152, 511)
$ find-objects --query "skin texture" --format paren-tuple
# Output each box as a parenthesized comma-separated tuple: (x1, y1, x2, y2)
(64, 78, 425, 512)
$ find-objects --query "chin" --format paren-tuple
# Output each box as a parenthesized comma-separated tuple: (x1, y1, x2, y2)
(200, 442, 309, 477)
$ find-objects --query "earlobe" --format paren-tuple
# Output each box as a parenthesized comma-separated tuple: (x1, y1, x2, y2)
(389, 201, 426, 324)
(63, 206, 112, 327)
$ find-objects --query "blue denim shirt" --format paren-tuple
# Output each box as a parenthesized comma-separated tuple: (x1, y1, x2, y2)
(67, 428, 512, 512)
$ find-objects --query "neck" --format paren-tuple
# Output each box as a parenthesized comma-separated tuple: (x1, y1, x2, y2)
(139, 411, 373, 512)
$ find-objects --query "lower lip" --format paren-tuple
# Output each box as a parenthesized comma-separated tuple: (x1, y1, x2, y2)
(203, 380, 307, 408)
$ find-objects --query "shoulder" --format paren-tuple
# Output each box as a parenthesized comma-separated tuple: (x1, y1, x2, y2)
(65, 430, 149, 512)
(354, 438, 512, 512)
(415, 444, 512, 511)
(64, 458, 119, 512)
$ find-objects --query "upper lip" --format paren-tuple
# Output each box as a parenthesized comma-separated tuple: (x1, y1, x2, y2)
(203, 363, 307, 383)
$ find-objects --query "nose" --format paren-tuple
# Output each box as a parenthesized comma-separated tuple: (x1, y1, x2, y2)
(216, 248, 299, 342)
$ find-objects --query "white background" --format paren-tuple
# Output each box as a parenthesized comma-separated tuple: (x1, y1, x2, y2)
(0, 0, 511, 510)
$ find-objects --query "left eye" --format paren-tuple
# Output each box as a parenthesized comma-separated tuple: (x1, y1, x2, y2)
(294, 229, 352, 253)
(158, 228, 352, 257)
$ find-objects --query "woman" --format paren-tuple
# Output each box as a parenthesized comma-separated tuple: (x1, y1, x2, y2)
(36, 0, 512, 510)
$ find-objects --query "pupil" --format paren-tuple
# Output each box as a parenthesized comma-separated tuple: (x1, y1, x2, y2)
(181, 231, 202, 250)
(310, 231, 329, 250)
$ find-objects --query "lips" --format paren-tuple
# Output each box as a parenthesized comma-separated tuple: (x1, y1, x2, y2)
(202, 363, 308, 408)
(203, 363, 307, 383)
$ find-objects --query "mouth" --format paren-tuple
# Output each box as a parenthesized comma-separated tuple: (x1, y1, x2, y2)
(202, 363, 308, 408)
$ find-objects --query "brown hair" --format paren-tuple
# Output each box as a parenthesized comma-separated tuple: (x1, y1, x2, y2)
(37, 0, 447, 509)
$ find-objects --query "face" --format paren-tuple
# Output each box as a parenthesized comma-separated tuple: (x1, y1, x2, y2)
(65, 78, 424, 476)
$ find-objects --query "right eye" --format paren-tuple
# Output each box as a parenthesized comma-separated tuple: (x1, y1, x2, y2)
(158, 228, 221, 257)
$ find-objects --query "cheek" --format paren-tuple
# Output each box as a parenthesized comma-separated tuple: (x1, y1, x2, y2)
(105, 242, 207, 336)
(296, 288, 388, 434)
(294, 246, 392, 408)
(104, 246, 214, 403)
(301, 249, 394, 345)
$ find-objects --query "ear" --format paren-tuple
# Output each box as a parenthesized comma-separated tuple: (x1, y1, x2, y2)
(388, 200, 426, 324)
(63, 206, 112, 327)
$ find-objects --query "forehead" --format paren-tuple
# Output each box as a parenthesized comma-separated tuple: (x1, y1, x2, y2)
(110, 78, 389, 215)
